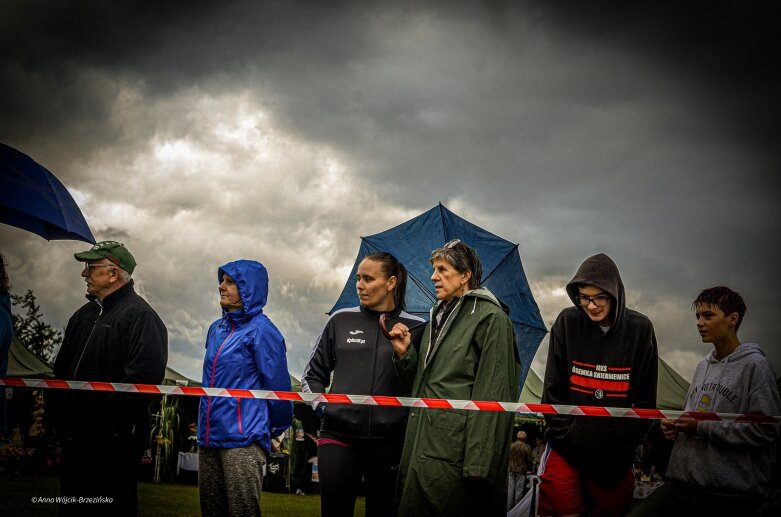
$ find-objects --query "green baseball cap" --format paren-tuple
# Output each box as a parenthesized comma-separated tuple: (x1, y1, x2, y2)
(74, 240, 137, 274)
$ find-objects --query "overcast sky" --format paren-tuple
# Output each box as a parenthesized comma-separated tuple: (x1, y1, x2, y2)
(1, 1, 779, 385)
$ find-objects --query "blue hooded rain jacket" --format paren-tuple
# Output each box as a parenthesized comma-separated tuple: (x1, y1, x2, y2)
(197, 260, 292, 452)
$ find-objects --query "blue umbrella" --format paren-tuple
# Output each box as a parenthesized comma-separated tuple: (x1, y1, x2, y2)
(330, 203, 547, 389)
(0, 143, 95, 244)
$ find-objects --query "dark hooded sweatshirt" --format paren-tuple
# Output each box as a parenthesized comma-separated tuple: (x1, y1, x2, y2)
(542, 253, 658, 484)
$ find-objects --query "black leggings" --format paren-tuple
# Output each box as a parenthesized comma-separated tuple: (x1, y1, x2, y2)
(318, 442, 402, 517)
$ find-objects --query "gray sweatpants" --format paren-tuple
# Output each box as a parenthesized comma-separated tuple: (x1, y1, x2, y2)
(507, 471, 527, 510)
(199, 444, 267, 517)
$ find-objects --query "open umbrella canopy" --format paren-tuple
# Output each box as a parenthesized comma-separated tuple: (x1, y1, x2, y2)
(330, 203, 547, 388)
(0, 143, 95, 244)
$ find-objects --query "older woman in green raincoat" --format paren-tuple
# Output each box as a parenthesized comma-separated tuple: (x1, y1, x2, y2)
(388, 239, 520, 517)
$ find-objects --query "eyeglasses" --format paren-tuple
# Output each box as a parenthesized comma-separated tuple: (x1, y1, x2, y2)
(444, 239, 461, 249)
(83, 263, 115, 271)
(578, 294, 610, 308)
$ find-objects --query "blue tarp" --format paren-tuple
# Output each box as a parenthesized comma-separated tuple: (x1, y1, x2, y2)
(329, 203, 547, 389)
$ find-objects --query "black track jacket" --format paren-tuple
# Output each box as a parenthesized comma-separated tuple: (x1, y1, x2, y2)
(302, 306, 425, 445)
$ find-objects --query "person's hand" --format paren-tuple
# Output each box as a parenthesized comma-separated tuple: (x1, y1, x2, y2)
(387, 322, 412, 358)
(673, 417, 698, 437)
(660, 418, 678, 441)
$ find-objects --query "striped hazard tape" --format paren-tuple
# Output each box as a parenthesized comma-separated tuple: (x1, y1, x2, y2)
(1, 377, 778, 423)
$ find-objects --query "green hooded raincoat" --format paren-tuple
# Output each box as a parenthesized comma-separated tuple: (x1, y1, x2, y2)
(394, 287, 520, 516)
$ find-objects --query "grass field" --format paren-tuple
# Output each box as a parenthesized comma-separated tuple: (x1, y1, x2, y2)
(0, 475, 365, 516)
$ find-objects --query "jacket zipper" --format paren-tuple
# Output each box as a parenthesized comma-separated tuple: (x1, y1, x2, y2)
(425, 298, 463, 367)
(237, 398, 243, 435)
(73, 302, 104, 378)
(205, 320, 236, 447)
(367, 317, 381, 440)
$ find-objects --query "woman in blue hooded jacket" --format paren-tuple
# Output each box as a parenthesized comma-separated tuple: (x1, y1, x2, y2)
(197, 259, 293, 517)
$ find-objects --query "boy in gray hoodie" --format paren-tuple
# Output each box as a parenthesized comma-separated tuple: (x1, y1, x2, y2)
(630, 286, 781, 516)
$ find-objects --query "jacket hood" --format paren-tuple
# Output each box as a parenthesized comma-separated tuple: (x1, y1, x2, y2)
(565, 253, 625, 329)
(218, 260, 268, 318)
(462, 287, 511, 315)
(707, 342, 765, 364)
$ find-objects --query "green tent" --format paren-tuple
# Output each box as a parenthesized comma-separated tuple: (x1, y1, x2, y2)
(162, 366, 201, 387)
(7, 337, 53, 378)
(7, 337, 204, 387)
(655, 358, 691, 411)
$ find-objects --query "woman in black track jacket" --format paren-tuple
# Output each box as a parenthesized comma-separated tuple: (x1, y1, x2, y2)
(302, 252, 425, 517)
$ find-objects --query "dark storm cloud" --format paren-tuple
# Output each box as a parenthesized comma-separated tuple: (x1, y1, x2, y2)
(1, 0, 779, 379)
(3, 1, 778, 161)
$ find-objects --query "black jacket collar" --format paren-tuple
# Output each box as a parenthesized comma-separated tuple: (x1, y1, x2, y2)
(360, 305, 402, 320)
(86, 279, 135, 311)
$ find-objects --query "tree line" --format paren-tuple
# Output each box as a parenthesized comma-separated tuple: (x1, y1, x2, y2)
(11, 289, 62, 363)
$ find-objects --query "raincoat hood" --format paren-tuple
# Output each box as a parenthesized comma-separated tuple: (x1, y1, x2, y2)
(461, 287, 511, 315)
(218, 260, 268, 319)
(565, 253, 625, 331)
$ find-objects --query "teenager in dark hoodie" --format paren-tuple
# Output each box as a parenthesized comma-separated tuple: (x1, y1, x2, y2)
(539, 253, 658, 517)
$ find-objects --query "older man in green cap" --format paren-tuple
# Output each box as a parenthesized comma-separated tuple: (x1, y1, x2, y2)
(51, 240, 168, 516)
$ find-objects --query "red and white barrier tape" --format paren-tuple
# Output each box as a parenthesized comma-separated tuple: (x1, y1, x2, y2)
(1, 377, 778, 423)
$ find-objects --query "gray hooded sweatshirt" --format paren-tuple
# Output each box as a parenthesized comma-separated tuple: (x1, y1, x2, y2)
(665, 343, 781, 495)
